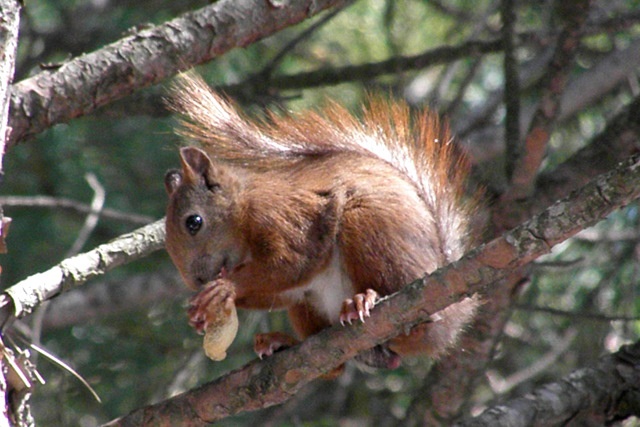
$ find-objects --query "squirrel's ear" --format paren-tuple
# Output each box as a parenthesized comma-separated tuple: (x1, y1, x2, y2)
(164, 169, 182, 195)
(179, 146, 214, 185)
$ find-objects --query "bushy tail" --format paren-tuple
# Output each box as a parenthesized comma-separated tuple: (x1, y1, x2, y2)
(167, 73, 313, 168)
(168, 73, 481, 263)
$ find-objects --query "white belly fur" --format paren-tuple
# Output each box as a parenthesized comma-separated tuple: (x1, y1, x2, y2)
(283, 248, 353, 324)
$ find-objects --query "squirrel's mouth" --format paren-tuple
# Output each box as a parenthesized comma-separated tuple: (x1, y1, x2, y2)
(208, 256, 230, 283)
(213, 256, 245, 281)
(191, 251, 247, 289)
(216, 265, 228, 279)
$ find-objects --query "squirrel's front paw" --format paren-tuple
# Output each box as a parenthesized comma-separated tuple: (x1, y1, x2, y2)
(253, 332, 299, 359)
(340, 289, 379, 325)
(188, 280, 236, 334)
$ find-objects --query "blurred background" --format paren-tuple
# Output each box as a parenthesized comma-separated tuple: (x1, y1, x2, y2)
(2, 0, 640, 425)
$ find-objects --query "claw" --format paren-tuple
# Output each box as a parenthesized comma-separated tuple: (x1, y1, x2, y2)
(187, 280, 236, 335)
(340, 289, 380, 326)
(254, 332, 299, 359)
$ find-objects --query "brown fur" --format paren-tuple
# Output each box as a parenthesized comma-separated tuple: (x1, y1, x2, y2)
(164, 73, 483, 370)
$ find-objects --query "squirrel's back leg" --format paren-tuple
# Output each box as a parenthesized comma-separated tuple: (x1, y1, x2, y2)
(337, 201, 480, 363)
(388, 295, 480, 359)
(338, 204, 429, 296)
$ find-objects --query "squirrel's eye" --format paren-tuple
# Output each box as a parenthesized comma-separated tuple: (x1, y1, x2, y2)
(185, 214, 203, 235)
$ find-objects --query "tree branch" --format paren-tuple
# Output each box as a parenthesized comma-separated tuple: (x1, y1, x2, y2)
(486, 327, 578, 395)
(65, 173, 106, 257)
(103, 154, 640, 426)
(0, 1, 23, 425)
(0, 219, 165, 325)
(457, 341, 640, 426)
(7, 0, 348, 148)
(497, 93, 640, 230)
(0, 195, 153, 225)
(263, 38, 503, 91)
(514, 304, 640, 323)
(259, 2, 351, 80)
(505, 0, 592, 199)
(0, 0, 19, 174)
(558, 37, 640, 119)
(94, 37, 505, 120)
(461, 35, 640, 166)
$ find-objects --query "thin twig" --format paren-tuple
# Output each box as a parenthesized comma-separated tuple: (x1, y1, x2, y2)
(249, 38, 504, 91)
(0, 195, 153, 225)
(66, 173, 106, 257)
(260, 2, 352, 79)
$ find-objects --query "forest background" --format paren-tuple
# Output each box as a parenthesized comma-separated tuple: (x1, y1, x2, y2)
(0, 0, 639, 426)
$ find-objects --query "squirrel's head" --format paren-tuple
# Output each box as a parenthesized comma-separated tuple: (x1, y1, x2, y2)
(164, 146, 246, 290)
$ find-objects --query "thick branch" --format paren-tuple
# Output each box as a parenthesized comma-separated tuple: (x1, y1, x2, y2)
(7, 0, 347, 148)
(456, 341, 640, 426)
(104, 155, 640, 426)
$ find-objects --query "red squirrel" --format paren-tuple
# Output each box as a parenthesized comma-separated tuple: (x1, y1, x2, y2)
(164, 74, 482, 373)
